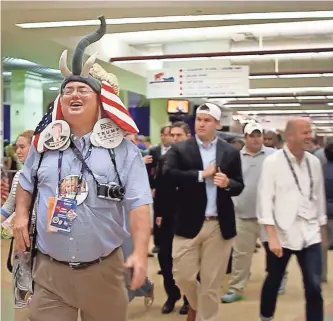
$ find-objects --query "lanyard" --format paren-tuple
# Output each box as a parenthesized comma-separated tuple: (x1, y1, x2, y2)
(57, 141, 93, 198)
(282, 149, 313, 201)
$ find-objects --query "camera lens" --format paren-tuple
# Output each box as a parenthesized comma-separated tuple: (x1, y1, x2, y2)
(108, 185, 125, 199)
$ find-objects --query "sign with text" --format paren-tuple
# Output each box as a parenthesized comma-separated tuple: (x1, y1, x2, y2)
(146, 66, 249, 99)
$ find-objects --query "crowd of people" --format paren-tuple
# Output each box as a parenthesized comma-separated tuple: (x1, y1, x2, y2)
(1, 15, 332, 321)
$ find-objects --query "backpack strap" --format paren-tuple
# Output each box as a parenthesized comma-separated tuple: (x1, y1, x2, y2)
(7, 153, 44, 273)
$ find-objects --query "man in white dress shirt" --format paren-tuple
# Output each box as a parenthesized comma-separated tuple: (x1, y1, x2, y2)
(257, 118, 326, 321)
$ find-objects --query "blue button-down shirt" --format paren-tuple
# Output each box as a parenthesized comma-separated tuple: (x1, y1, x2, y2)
(19, 133, 153, 262)
(196, 135, 218, 216)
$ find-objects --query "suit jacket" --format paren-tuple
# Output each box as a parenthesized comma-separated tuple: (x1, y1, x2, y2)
(164, 137, 244, 240)
(153, 152, 177, 218)
(147, 145, 162, 189)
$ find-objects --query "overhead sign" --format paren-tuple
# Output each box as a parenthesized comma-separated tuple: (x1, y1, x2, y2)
(146, 66, 249, 99)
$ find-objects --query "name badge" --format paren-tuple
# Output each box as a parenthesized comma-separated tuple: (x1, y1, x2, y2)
(48, 197, 77, 234)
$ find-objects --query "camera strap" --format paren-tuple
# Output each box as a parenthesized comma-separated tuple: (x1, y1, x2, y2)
(66, 141, 100, 187)
(68, 141, 123, 188)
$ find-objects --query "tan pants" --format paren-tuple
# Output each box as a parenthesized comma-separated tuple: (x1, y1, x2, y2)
(229, 218, 260, 293)
(173, 220, 233, 321)
(29, 248, 128, 321)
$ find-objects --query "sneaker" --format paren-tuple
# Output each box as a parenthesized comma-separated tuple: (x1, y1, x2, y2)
(221, 291, 243, 303)
(278, 272, 288, 295)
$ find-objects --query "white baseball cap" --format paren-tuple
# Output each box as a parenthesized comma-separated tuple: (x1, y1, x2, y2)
(196, 103, 222, 121)
(244, 122, 263, 135)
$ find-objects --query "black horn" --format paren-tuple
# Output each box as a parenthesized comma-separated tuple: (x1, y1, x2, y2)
(71, 15, 107, 75)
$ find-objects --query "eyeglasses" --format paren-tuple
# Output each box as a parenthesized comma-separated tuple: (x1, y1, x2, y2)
(62, 88, 94, 96)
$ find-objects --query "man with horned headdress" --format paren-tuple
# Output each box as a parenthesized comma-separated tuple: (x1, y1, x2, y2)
(13, 16, 152, 321)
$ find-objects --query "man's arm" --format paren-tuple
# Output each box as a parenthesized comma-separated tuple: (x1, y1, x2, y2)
(163, 144, 200, 185)
(256, 156, 277, 233)
(224, 149, 244, 197)
(13, 145, 38, 251)
(314, 161, 328, 244)
(124, 152, 153, 256)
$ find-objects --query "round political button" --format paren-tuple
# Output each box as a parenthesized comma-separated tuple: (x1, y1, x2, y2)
(59, 138, 71, 151)
(90, 132, 101, 147)
(43, 120, 70, 151)
(93, 118, 124, 149)
(57, 175, 89, 205)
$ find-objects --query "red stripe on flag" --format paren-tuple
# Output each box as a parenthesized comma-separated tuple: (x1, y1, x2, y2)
(100, 95, 131, 117)
(103, 110, 137, 134)
(102, 82, 117, 95)
(33, 133, 41, 150)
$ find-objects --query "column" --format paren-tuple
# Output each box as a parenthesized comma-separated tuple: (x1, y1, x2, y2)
(10, 70, 43, 140)
(150, 99, 169, 145)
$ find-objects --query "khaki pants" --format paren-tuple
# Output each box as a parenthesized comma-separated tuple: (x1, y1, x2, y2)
(173, 220, 233, 321)
(229, 218, 260, 293)
(29, 248, 128, 321)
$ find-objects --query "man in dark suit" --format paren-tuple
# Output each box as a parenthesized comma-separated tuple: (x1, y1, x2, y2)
(147, 125, 172, 253)
(164, 103, 244, 321)
(155, 122, 191, 314)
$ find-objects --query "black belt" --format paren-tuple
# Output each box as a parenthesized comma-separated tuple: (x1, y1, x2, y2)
(39, 250, 113, 270)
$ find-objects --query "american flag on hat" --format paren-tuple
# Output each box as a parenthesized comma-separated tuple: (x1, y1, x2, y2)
(32, 15, 139, 153)
(32, 81, 138, 153)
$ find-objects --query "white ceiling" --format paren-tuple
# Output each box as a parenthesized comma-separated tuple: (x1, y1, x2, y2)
(2, 1, 333, 134)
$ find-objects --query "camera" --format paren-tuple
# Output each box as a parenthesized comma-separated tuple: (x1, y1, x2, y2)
(97, 183, 125, 201)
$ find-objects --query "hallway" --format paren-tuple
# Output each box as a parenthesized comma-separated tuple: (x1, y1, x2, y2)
(1, 239, 332, 321)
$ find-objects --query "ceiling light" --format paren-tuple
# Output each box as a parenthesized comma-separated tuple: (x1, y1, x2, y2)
(237, 97, 266, 101)
(49, 87, 59, 91)
(279, 73, 322, 78)
(250, 87, 333, 95)
(312, 120, 333, 124)
(249, 75, 277, 79)
(297, 96, 327, 99)
(16, 11, 333, 29)
(266, 96, 295, 100)
(224, 104, 250, 108)
(275, 103, 301, 107)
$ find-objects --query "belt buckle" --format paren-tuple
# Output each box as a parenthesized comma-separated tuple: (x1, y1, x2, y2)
(69, 262, 81, 270)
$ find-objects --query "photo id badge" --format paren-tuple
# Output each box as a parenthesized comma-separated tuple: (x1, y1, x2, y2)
(49, 197, 78, 234)
(43, 120, 70, 151)
(57, 175, 88, 205)
(93, 118, 124, 149)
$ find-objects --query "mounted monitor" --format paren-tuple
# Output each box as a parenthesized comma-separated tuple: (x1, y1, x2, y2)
(167, 99, 190, 114)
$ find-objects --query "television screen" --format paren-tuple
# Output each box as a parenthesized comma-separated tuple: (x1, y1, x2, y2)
(167, 100, 190, 114)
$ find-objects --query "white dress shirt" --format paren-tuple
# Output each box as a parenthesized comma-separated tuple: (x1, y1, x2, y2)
(257, 146, 327, 250)
(161, 145, 170, 155)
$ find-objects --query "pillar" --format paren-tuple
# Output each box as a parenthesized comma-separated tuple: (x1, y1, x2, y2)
(150, 99, 169, 145)
(10, 70, 43, 141)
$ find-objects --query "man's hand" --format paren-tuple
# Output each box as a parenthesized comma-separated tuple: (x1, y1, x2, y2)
(13, 215, 30, 252)
(124, 252, 148, 290)
(156, 217, 162, 227)
(202, 163, 216, 179)
(268, 236, 283, 258)
(143, 155, 153, 165)
(213, 168, 230, 188)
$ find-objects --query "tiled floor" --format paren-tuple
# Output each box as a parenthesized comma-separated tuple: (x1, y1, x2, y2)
(1, 239, 333, 321)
